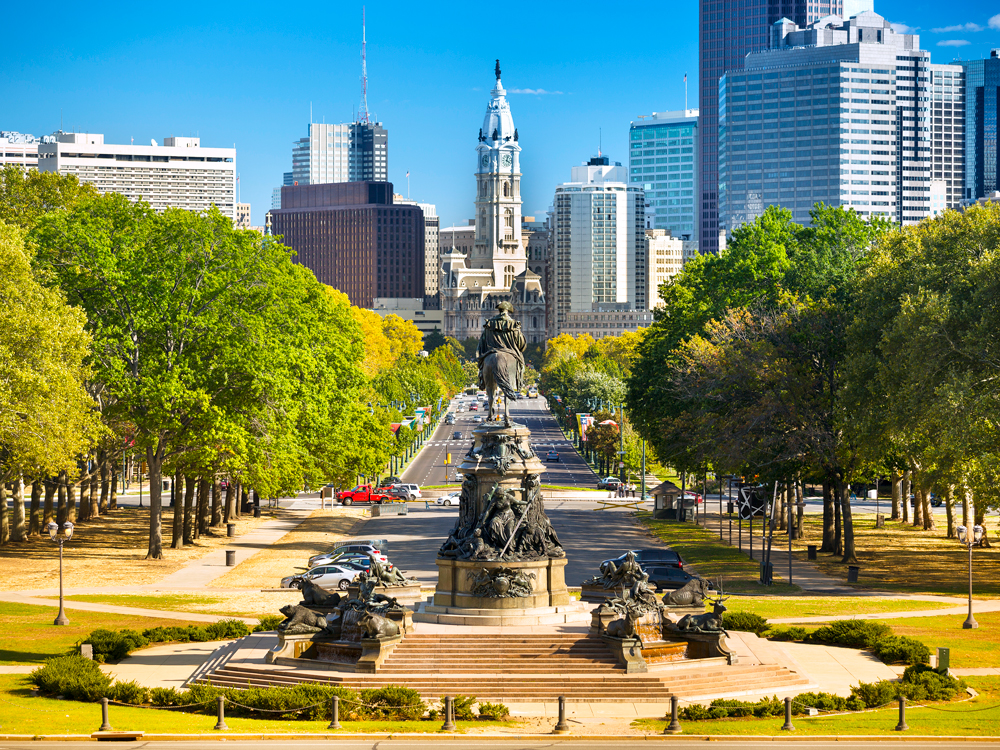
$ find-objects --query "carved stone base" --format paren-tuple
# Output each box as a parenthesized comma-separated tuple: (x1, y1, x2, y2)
(602, 635, 647, 673)
(580, 583, 619, 602)
(431, 556, 570, 610)
(266, 631, 334, 663)
(356, 634, 403, 673)
(663, 625, 739, 664)
(415, 601, 589, 626)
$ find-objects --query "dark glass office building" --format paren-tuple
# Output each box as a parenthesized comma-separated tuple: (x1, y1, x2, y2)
(270, 181, 425, 307)
(960, 50, 1000, 201)
(699, 0, 842, 253)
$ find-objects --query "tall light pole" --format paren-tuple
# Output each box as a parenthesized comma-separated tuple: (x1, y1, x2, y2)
(47, 521, 75, 626)
(956, 525, 983, 629)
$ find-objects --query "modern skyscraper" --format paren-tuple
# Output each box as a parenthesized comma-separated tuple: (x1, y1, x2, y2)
(959, 50, 1000, 202)
(38, 132, 236, 218)
(699, 0, 843, 253)
(551, 155, 646, 335)
(719, 12, 963, 231)
(395, 197, 440, 297)
(629, 110, 699, 241)
(440, 61, 545, 343)
(269, 182, 424, 307)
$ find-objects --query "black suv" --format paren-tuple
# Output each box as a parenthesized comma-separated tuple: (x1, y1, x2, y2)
(601, 549, 685, 570)
(643, 565, 697, 591)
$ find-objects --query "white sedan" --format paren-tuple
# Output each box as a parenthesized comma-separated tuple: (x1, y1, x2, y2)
(436, 492, 461, 507)
(280, 564, 358, 591)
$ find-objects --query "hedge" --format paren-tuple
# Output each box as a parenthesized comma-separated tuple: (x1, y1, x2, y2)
(79, 619, 260, 662)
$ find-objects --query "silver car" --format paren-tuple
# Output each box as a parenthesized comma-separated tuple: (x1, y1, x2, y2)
(281, 564, 358, 591)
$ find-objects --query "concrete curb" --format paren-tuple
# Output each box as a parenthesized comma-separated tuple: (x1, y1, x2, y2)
(2, 733, 1000, 742)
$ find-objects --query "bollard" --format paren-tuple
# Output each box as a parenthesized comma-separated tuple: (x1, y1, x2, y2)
(98, 697, 112, 732)
(664, 695, 681, 734)
(214, 695, 228, 731)
(894, 695, 908, 731)
(225, 550, 236, 566)
(441, 696, 456, 731)
(227, 523, 236, 538)
(781, 696, 794, 731)
(327, 695, 341, 730)
(553, 695, 570, 734)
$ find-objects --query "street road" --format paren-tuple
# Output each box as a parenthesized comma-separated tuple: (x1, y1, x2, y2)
(402, 395, 598, 489)
(5, 739, 995, 749)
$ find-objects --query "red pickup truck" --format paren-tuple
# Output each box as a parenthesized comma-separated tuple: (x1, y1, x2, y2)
(337, 484, 394, 505)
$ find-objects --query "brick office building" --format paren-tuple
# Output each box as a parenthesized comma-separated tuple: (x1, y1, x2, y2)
(269, 181, 425, 307)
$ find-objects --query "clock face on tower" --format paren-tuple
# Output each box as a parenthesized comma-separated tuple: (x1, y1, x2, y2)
(480, 154, 489, 168)
(501, 153, 512, 168)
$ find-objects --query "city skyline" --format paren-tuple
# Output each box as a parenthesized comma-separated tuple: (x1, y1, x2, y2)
(5, 0, 1000, 230)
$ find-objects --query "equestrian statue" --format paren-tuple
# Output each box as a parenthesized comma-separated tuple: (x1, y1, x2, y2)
(476, 301, 526, 426)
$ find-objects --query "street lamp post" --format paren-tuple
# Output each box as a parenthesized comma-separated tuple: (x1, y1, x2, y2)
(47, 521, 75, 626)
(956, 525, 984, 629)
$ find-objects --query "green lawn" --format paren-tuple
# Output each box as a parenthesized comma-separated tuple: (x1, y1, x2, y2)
(0, 602, 218, 665)
(635, 512, 800, 595)
(43, 593, 255, 617)
(633, 677, 1000, 736)
(0, 675, 511, 735)
(727, 596, 954, 620)
(871, 611, 1000, 668)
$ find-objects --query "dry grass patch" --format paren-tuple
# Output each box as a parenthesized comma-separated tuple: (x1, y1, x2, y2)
(51, 591, 303, 617)
(0, 508, 269, 592)
(788, 513, 1000, 597)
(209, 510, 365, 589)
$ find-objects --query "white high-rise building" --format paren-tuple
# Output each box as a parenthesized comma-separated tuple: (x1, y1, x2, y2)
(644, 229, 697, 309)
(38, 132, 236, 218)
(292, 123, 351, 185)
(0, 131, 41, 170)
(551, 155, 646, 336)
(441, 61, 546, 343)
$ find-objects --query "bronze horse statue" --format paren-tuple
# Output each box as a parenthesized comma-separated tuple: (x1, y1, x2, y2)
(481, 349, 520, 426)
(477, 302, 526, 427)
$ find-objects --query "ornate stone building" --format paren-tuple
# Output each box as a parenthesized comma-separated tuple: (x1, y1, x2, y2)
(441, 61, 547, 344)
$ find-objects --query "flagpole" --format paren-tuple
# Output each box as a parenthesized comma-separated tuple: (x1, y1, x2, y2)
(685, 72, 688, 110)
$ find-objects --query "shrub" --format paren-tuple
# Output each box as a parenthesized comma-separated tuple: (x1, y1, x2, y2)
(451, 694, 476, 720)
(869, 636, 930, 665)
(478, 701, 510, 720)
(679, 703, 711, 720)
(850, 679, 899, 709)
(360, 686, 426, 720)
(806, 620, 892, 650)
(722, 611, 769, 636)
(107, 680, 150, 705)
(81, 629, 149, 662)
(792, 691, 847, 713)
(150, 687, 183, 706)
(902, 664, 966, 701)
(766, 626, 808, 642)
(30, 656, 111, 701)
(426, 708, 439, 720)
(255, 615, 284, 632)
(203, 619, 251, 640)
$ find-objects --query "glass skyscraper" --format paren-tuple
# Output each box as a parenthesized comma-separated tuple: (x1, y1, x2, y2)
(959, 50, 1000, 202)
(699, 0, 843, 253)
(629, 110, 699, 241)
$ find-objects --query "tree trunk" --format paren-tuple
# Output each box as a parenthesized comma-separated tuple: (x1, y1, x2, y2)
(0, 484, 8, 545)
(172, 473, 185, 549)
(29, 480, 42, 536)
(76, 466, 91, 523)
(240, 484, 248, 516)
(821, 481, 836, 553)
(145, 445, 165, 560)
(225, 481, 237, 523)
(911, 473, 923, 527)
(901, 470, 911, 523)
(962, 484, 970, 527)
(973, 491, 985, 526)
(834, 486, 843, 557)
(777, 484, 787, 531)
(890, 470, 901, 520)
(99, 451, 110, 514)
(920, 481, 935, 531)
(109, 465, 119, 510)
(944, 484, 955, 538)
(183, 475, 196, 544)
(66, 473, 78, 524)
(211, 479, 223, 527)
(197, 478, 210, 536)
(795, 477, 804, 537)
(836, 477, 857, 564)
(44, 478, 56, 527)
(88, 459, 99, 520)
(56, 470, 69, 528)
(11, 477, 26, 543)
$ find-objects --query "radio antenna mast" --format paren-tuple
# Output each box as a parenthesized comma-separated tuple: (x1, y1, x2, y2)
(359, 7, 370, 124)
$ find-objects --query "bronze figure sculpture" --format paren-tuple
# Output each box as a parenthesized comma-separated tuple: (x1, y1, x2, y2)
(477, 301, 526, 426)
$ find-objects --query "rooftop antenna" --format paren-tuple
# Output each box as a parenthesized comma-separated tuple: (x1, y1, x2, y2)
(599, 127, 602, 158)
(359, 6, 370, 124)
(684, 72, 688, 110)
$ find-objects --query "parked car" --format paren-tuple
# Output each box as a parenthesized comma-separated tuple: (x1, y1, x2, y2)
(281, 564, 358, 591)
(309, 551, 392, 570)
(680, 491, 704, 505)
(309, 543, 386, 567)
(337, 484, 393, 505)
(602, 549, 686, 570)
(909, 493, 941, 507)
(380, 486, 410, 501)
(452, 431, 463, 440)
(436, 491, 461, 507)
(597, 476, 622, 490)
(643, 565, 696, 591)
(545, 450, 560, 462)
(393, 483, 422, 500)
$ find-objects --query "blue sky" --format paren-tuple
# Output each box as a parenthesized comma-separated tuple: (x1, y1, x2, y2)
(5, 1, 999, 228)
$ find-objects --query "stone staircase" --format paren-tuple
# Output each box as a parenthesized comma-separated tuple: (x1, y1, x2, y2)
(196, 633, 812, 702)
